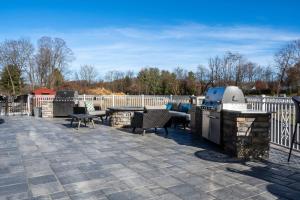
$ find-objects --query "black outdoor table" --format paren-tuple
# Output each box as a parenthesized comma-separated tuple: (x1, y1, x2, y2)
(69, 114, 98, 129)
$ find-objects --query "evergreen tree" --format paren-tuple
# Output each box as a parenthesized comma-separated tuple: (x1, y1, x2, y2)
(51, 68, 64, 89)
(0, 65, 23, 95)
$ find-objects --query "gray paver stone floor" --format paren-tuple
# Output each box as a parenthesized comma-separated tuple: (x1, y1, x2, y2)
(0, 116, 299, 200)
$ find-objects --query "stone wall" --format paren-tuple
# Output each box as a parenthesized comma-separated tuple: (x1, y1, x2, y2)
(222, 111, 271, 159)
(109, 111, 134, 128)
(41, 101, 53, 118)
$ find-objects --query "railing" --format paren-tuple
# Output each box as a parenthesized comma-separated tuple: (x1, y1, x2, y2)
(246, 96, 299, 151)
(74, 94, 190, 110)
(24, 94, 191, 118)
(0, 101, 30, 116)
(32, 95, 55, 108)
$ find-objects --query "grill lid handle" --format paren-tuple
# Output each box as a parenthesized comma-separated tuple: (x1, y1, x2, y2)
(208, 115, 218, 119)
(232, 95, 238, 101)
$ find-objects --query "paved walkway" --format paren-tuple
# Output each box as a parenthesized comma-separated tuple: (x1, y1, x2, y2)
(0, 116, 300, 200)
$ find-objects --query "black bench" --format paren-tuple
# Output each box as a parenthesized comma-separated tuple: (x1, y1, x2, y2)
(73, 106, 107, 123)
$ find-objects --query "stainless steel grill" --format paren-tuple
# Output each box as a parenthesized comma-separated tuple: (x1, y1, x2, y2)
(200, 86, 246, 144)
(53, 90, 78, 117)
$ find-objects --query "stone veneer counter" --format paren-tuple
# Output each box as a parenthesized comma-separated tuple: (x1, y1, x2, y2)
(108, 107, 144, 128)
(194, 107, 271, 159)
(222, 109, 271, 159)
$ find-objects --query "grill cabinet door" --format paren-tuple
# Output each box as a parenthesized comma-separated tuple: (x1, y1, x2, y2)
(209, 112, 221, 144)
(201, 110, 210, 139)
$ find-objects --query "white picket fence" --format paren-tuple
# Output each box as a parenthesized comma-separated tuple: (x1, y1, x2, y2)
(246, 96, 299, 151)
(32, 94, 191, 110)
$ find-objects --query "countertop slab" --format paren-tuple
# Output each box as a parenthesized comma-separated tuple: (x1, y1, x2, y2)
(223, 109, 269, 114)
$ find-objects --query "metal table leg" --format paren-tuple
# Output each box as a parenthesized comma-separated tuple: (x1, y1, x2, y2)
(70, 117, 74, 127)
(77, 119, 81, 130)
(91, 119, 95, 128)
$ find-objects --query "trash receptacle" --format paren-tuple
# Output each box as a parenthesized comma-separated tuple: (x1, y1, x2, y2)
(34, 107, 42, 117)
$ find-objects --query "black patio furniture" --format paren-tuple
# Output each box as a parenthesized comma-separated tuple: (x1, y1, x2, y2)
(288, 96, 300, 162)
(131, 109, 172, 136)
(167, 102, 191, 129)
(74, 104, 106, 123)
(69, 114, 98, 130)
(73, 106, 86, 115)
(170, 114, 190, 129)
(108, 107, 145, 112)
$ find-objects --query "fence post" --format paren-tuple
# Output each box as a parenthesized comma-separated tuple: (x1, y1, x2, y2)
(142, 94, 145, 107)
(261, 95, 266, 111)
(170, 95, 173, 102)
(112, 94, 115, 107)
(83, 94, 86, 102)
(27, 94, 31, 116)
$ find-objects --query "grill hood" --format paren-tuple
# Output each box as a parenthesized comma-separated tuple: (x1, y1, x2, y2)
(203, 86, 245, 106)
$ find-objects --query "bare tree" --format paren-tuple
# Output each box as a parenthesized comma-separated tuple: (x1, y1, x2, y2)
(208, 56, 222, 86)
(0, 38, 34, 94)
(263, 66, 275, 83)
(221, 52, 245, 86)
(104, 70, 118, 92)
(196, 65, 207, 82)
(274, 40, 300, 95)
(125, 70, 134, 79)
(79, 65, 98, 85)
(35, 36, 74, 88)
(243, 62, 256, 83)
(208, 52, 258, 89)
(195, 65, 209, 94)
(173, 67, 187, 80)
(104, 70, 115, 82)
(286, 62, 300, 89)
(172, 67, 189, 94)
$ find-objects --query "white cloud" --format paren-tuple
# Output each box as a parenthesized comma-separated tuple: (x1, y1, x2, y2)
(0, 23, 299, 76)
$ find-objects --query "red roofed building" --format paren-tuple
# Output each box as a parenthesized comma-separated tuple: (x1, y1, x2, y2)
(32, 88, 56, 95)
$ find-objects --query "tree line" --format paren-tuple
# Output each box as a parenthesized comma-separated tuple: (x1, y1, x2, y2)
(0, 37, 73, 95)
(0, 37, 300, 96)
(94, 42, 300, 95)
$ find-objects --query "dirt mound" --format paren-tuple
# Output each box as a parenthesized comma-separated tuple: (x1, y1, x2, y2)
(87, 87, 125, 95)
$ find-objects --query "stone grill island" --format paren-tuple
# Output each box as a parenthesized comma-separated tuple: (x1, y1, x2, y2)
(196, 86, 271, 159)
(222, 109, 271, 159)
(108, 107, 144, 128)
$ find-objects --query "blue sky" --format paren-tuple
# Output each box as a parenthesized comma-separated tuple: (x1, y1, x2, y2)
(0, 0, 300, 75)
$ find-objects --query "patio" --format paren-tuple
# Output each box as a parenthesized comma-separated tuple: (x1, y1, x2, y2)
(0, 117, 300, 200)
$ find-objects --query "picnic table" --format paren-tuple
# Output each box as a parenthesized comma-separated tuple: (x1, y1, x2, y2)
(69, 114, 98, 129)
